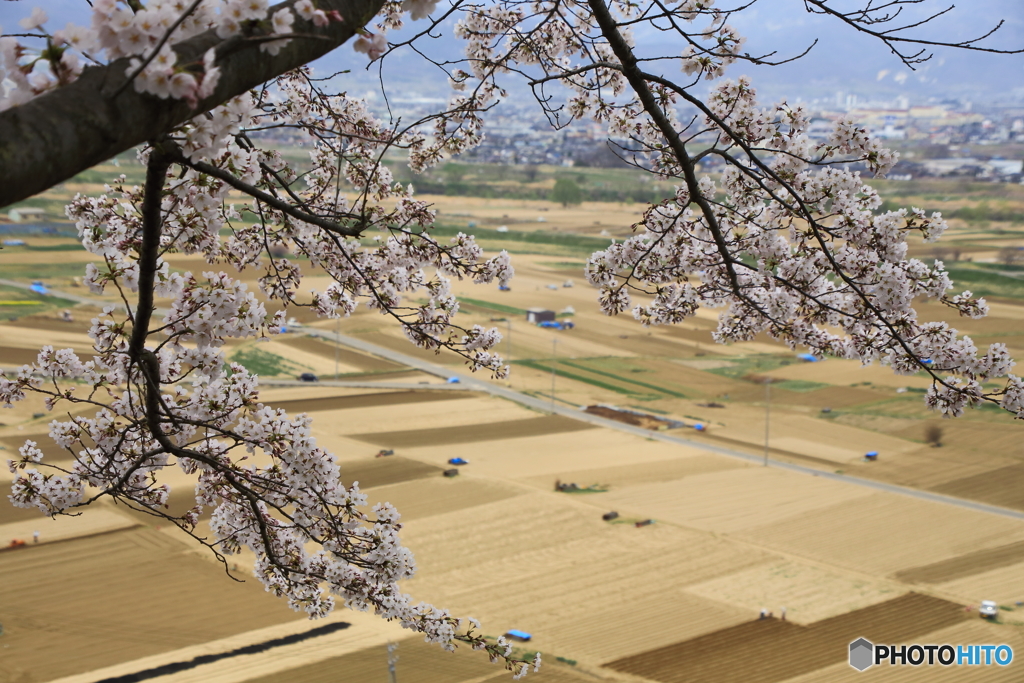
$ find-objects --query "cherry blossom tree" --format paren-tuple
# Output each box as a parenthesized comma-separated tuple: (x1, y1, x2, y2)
(0, 0, 1021, 676)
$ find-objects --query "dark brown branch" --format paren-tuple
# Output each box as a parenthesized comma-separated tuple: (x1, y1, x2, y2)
(168, 148, 365, 238)
(0, 0, 386, 208)
(586, 0, 743, 295)
(803, 0, 1022, 67)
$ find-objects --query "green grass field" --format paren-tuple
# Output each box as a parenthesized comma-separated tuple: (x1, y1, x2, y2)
(230, 346, 313, 377)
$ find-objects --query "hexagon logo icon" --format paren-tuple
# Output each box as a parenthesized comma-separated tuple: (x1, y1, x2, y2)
(849, 638, 874, 671)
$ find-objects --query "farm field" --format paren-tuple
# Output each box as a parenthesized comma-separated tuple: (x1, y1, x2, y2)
(238, 636, 595, 683)
(3, 325, 1024, 682)
(2, 173, 1024, 683)
(606, 593, 970, 683)
(0, 526, 299, 683)
(784, 619, 1024, 682)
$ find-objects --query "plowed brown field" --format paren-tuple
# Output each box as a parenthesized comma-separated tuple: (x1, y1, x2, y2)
(936, 561, 1024, 609)
(607, 593, 968, 683)
(567, 325, 697, 358)
(896, 539, 1024, 584)
(348, 415, 596, 448)
(365, 476, 524, 522)
(930, 463, 1024, 511)
(0, 527, 297, 683)
(278, 335, 406, 372)
(0, 345, 48, 366)
(0, 499, 45, 525)
(357, 331, 464, 365)
(523, 453, 744, 490)
(112, 456, 442, 525)
(784, 619, 1024, 681)
(0, 430, 72, 461)
(268, 389, 474, 414)
(339, 455, 444, 488)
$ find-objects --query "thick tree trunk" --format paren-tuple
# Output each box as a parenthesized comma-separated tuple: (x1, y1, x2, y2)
(0, 0, 385, 208)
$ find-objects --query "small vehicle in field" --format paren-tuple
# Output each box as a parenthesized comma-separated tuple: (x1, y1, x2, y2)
(979, 601, 999, 619)
(298, 373, 319, 382)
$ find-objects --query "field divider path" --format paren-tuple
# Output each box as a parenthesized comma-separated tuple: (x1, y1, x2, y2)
(304, 328, 1024, 524)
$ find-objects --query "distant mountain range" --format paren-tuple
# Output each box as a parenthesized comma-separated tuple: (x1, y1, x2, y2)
(1, 0, 1018, 108)
(324, 0, 1023, 107)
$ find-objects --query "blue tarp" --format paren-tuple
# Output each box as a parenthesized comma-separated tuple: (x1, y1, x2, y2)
(446, 377, 461, 384)
(448, 457, 468, 465)
(797, 353, 819, 362)
(28, 281, 48, 295)
(505, 629, 532, 641)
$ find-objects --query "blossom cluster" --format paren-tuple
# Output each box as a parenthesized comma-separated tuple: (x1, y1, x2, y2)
(2, 53, 526, 677)
(2, 0, 1020, 676)
(1, 0, 403, 113)
(439, 0, 1017, 417)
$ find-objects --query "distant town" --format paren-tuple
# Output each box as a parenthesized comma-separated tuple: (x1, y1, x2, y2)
(361, 91, 1024, 183)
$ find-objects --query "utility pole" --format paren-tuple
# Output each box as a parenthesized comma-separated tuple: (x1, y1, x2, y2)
(387, 641, 398, 683)
(764, 378, 771, 467)
(506, 319, 512, 383)
(550, 337, 558, 413)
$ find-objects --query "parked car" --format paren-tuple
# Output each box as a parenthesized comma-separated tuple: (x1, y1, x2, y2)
(980, 601, 999, 619)
(298, 373, 319, 382)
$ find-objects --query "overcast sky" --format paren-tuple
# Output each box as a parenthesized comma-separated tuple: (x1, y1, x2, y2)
(2, 0, 1020, 103)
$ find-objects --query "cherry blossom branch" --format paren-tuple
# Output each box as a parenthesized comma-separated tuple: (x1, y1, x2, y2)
(168, 148, 366, 237)
(803, 0, 1023, 67)
(0, 0, 387, 207)
(586, 0, 743, 295)
(114, 0, 207, 98)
